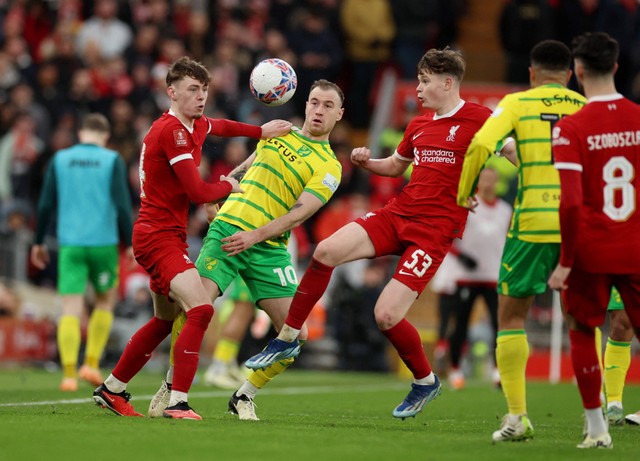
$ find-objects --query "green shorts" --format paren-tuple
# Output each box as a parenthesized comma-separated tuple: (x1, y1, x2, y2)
(498, 237, 559, 298)
(196, 220, 298, 304)
(608, 287, 623, 310)
(58, 245, 119, 295)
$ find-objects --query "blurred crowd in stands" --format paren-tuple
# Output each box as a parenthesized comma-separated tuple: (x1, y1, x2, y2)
(500, 0, 640, 97)
(1, 0, 640, 370)
(0, 0, 463, 312)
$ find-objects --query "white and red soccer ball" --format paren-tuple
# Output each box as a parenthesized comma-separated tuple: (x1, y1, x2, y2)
(249, 58, 297, 106)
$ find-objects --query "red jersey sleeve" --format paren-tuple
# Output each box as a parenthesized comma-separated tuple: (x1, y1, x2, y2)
(556, 169, 582, 267)
(206, 117, 262, 139)
(157, 123, 233, 204)
(172, 160, 233, 203)
(552, 120, 583, 169)
(158, 123, 195, 164)
(552, 119, 583, 267)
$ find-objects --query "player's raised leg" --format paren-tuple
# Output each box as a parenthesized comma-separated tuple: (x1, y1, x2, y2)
(246, 222, 371, 369)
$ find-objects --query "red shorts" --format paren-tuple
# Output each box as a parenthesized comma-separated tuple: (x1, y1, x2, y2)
(355, 208, 456, 293)
(132, 226, 194, 296)
(562, 268, 640, 328)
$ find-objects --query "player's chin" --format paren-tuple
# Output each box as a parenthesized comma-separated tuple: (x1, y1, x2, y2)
(309, 122, 327, 135)
(419, 99, 434, 110)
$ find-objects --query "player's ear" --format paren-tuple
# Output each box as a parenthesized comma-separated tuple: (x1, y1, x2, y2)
(565, 69, 572, 85)
(573, 61, 585, 85)
(167, 86, 177, 101)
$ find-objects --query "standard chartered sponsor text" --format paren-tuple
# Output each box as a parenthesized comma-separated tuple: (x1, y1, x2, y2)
(415, 148, 456, 164)
(587, 130, 640, 151)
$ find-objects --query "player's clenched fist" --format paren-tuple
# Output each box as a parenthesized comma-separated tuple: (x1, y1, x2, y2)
(350, 146, 371, 166)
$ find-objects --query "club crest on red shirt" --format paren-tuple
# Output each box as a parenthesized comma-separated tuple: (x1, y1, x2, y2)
(173, 129, 188, 147)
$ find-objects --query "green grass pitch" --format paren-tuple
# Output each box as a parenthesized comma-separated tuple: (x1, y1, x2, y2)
(0, 368, 637, 461)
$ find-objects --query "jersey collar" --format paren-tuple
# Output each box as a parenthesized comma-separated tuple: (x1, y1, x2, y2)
(433, 99, 465, 120)
(587, 93, 623, 103)
(168, 109, 195, 133)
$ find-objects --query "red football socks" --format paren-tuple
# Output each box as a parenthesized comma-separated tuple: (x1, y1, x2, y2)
(569, 329, 602, 409)
(286, 258, 334, 330)
(382, 319, 432, 379)
(112, 316, 173, 383)
(172, 304, 214, 393)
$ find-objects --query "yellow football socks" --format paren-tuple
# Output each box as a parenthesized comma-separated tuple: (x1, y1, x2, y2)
(57, 315, 81, 378)
(604, 338, 631, 403)
(248, 340, 305, 389)
(496, 330, 529, 415)
(595, 326, 603, 368)
(213, 338, 240, 364)
(169, 311, 187, 367)
(249, 357, 295, 388)
(84, 309, 113, 369)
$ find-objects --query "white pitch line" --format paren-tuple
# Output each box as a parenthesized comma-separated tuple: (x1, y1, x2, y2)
(0, 382, 407, 408)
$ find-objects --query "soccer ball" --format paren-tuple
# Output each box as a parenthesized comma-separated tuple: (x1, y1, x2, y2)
(249, 58, 297, 106)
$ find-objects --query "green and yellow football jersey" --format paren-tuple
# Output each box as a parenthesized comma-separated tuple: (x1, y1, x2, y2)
(458, 84, 586, 243)
(216, 128, 342, 247)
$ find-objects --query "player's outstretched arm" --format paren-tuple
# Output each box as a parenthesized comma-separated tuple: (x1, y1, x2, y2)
(172, 159, 233, 204)
(260, 120, 292, 138)
(350, 147, 409, 177)
(207, 118, 262, 139)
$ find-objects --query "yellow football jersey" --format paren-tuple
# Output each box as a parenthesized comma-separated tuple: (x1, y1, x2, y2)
(217, 128, 342, 247)
(458, 84, 586, 242)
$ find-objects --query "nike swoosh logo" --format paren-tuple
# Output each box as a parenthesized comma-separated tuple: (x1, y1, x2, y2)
(502, 263, 513, 272)
(605, 366, 620, 371)
(398, 269, 415, 277)
(104, 394, 115, 403)
(412, 131, 424, 141)
(183, 350, 199, 355)
(144, 353, 152, 357)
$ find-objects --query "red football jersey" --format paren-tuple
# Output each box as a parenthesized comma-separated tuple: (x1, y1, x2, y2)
(390, 101, 492, 237)
(137, 111, 212, 232)
(553, 94, 640, 273)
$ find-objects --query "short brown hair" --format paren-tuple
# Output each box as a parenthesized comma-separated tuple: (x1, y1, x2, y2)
(309, 79, 345, 106)
(418, 48, 466, 81)
(81, 113, 110, 133)
(572, 32, 619, 76)
(166, 57, 211, 87)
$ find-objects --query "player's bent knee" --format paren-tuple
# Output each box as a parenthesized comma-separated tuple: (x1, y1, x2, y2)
(186, 304, 214, 328)
(314, 241, 347, 267)
(374, 310, 398, 331)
